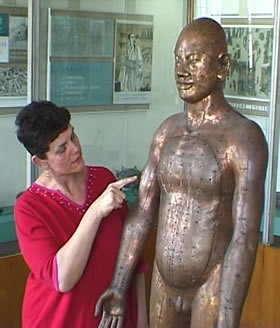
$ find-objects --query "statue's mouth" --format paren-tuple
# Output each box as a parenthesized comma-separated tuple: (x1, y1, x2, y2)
(177, 82, 193, 90)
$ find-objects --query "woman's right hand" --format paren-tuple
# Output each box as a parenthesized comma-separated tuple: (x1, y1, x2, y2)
(89, 176, 138, 219)
(55, 175, 138, 292)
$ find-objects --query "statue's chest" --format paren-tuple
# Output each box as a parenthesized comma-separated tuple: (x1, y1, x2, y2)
(158, 135, 222, 193)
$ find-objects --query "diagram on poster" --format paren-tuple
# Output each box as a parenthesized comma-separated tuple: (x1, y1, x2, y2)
(113, 20, 153, 105)
(0, 10, 28, 108)
(224, 25, 273, 101)
(48, 10, 153, 107)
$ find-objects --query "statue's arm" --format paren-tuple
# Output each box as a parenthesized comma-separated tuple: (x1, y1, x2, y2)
(95, 130, 163, 326)
(217, 125, 268, 328)
(109, 153, 160, 292)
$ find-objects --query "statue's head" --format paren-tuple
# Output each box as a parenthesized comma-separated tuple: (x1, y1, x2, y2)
(174, 17, 230, 103)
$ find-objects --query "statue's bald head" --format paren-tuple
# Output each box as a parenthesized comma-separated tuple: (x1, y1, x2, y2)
(174, 17, 230, 102)
(176, 17, 227, 57)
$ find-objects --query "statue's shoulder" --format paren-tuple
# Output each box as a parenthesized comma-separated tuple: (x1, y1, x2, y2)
(231, 110, 264, 133)
(157, 112, 182, 130)
(228, 110, 267, 148)
(150, 113, 182, 148)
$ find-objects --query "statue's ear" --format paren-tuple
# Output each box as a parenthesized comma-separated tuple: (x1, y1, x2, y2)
(217, 53, 230, 81)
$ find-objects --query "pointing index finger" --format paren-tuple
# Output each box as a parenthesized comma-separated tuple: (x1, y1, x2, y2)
(113, 176, 138, 190)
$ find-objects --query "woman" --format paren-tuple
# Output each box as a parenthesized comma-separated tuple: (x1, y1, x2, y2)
(14, 101, 149, 328)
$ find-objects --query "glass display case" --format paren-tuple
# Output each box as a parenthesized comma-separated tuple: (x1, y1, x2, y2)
(193, 0, 280, 246)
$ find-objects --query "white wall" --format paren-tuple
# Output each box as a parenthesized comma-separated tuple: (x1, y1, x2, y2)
(0, 115, 27, 206)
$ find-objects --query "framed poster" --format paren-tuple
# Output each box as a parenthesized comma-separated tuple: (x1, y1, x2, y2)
(0, 36, 8, 62)
(48, 10, 153, 109)
(0, 65, 27, 96)
(9, 16, 27, 50)
(223, 25, 273, 115)
(0, 13, 9, 36)
(0, 9, 28, 109)
(0, 13, 9, 62)
(113, 20, 153, 105)
(49, 60, 113, 106)
(50, 14, 114, 58)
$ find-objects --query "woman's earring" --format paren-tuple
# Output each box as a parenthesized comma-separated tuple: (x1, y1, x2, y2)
(44, 164, 50, 177)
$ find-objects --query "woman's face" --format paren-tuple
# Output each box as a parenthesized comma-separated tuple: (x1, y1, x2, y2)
(44, 124, 85, 177)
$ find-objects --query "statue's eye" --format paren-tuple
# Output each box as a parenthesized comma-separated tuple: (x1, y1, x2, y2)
(188, 54, 200, 67)
(175, 55, 181, 66)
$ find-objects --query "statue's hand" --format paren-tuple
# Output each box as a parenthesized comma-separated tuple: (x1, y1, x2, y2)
(95, 288, 126, 328)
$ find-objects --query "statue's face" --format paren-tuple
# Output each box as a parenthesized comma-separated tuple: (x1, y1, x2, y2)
(174, 30, 221, 103)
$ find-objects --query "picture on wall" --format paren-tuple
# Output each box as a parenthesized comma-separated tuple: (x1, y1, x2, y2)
(48, 10, 153, 108)
(50, 60, 113, 106)
(9, 16, 27, 50)
(1, 16, 28, 97)
(0, 12, 9, 36)
(113, 20, 153, 105)
(0, 36, 9, 62)
(0, 10, 28, 109)
(223, 25, 273, 115)
(50, 14, 114, 58)
(0, 13, 9, 63)
(48, 11, 115, 107)
(0, 66, 27, 97)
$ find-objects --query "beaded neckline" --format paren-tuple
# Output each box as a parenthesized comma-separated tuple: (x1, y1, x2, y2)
(28, 166, 97, 214)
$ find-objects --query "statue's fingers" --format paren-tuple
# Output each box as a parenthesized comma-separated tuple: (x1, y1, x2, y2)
(116, 316, 124, 328)
(111, 317, 118, 328)
(97, 311, 106, 328)
(94, 296, 104, 316)
(94, 293, 110, 317)
(98, 311, 112, 328)
(103, 317, 112, 328)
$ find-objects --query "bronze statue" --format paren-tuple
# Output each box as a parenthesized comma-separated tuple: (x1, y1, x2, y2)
(95, 17, 268, 328)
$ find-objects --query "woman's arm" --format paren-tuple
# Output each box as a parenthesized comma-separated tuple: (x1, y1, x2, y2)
(56, 176, 137, 292)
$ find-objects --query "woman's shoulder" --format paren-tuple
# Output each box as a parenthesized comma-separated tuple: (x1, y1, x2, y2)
(14, 185, 45, 222)
(15, 184, 42, 207)
(87, 166, 116, 183)
(87, 165, 114, 175)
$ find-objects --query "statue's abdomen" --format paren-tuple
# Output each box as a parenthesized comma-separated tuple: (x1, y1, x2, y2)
(156, 135, 221, 288)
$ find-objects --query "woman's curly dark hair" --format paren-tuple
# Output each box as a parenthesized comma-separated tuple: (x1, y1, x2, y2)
(15, 101, 71, 159)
